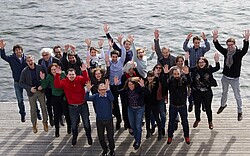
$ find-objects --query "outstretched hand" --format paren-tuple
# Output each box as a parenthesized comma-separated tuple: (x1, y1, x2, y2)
(154, 29, 159, 40)
(117, 34, 124, 44)
(0, 39, 6, 49)
(85, 81, 93, 91)
(80, 63, 87, 71)
(212, 30, 218, 41)
(105, 79, 110, 90)
(85, 38, 92, 47)
(201, 32, 207, 40)
(138, 78, 144, 87)
(103, 23, 110, 34)
(186, 33, 192, 40)
(185, 52, 190, 60)
(243, 30, 250, 41)
(214, 52, 220, 62)
(98, 39, 104, 48)
(127, 35, 134, 43)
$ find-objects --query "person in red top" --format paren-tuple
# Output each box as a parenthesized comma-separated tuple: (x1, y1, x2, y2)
(54, 64, 92, 146)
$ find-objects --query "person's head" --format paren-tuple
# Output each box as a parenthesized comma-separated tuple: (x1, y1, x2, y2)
(93, 68, 104, 81)
(226, 38, 236, 52)
(125, 77, 140, 90)
(146, 71, 155, 83)
(67, 68, 76, 81)
(193, 36, 201, 49)
(90, 47, 99, 57)
(123, 39, 131, 51)
(123, 61, 137, 75)
(40, 48, 53, 61)
(13, 44, 23, 57)
(26, 55, 35, 68)
(171, 67, 181, 79)
(153, 64, 163, 76)
(136, 48, 145, 60)
(68, 53, 76, 64)
(197, 57, 209, 69)
(53, 45, 62, 59)
(110, 50, 119, 62)
(48, 63, 59, 76)
(161, 47, 170, 58)
(175, 55, 184, 69)
(98, 83, 107, 96)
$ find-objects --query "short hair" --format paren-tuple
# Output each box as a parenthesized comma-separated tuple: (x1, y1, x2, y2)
(53, 45, 61, 53)
(123, 39, 131, 45)
(40, 48, 53, 56)
(67, 68, 76, 73)
(161, 47, 170, 53)
(136, 48, 145, 54)
(98, 83, 106, 89)
(13, 44, 23, 53)
(47, 63, 59, 75)
(226, 38, 236, 44)
(26, 55, 35, 60)
(193, 36, 201, 42)
(110, 50, 119, 56)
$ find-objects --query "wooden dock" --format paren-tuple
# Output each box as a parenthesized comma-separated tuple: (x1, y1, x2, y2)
(0, 97, 250, 156)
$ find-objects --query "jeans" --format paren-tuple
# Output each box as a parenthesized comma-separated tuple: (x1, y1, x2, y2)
(68, 103, 91, 139)
(96, 119, 115, 152)
(145, 105, 162, 134)
(128, 106, 145, 143)
(158, 100, 167, 129)
(168, 105, 189, 138)
(221, 75, 242, 113)
(14, 81, 25, 117)
(28, 91, 48, 126)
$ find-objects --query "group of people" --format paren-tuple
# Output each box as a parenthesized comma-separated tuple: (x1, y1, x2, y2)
(0, 24, 249, 156)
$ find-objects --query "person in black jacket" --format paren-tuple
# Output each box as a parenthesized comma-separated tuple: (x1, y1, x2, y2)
(212, 30, 249, 121)
(191, 54, 220, 130)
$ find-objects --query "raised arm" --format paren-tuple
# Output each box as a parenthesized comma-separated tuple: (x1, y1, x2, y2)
(183, 33, 192, 52)
(117, 34, 126, 64)
(241, 30, 250, 56)
(210, 52, 220, 73)
(154, 30, 163, 60)
(201, 32, 210, 53)
(212, 30, 227, 55)
(54, 67, 64, 89)
(103, 23, 121, 53)
(0, 40, 10, 62)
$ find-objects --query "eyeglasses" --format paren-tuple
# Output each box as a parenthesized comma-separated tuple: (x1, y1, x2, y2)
(155, 67, 162, 69)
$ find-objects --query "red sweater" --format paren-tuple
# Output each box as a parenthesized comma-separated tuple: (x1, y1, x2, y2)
(54, 70, 89, 105)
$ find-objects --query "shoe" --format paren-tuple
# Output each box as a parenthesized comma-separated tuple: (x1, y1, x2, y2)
(33, 124, 38, 134)
(193, 120, 200, 128)
(167, 137, 172, 144)
(185, 137, 190, 145)
(133, 141, 136, 147)
(49, 118, 55, 127)
(124, 124, 128, 130)
(116, 119, 121, 130)
(129, 129, 133, 136)
(146, 131, 151, 139)
(238, 113, 243, 121)
(174, 121, 178, 131)
(72, 138, 77, 146)
(43, 122, 48, 132)
(188, 103, 193, 112)
(134, 142, 140, 150)
(157, 135, 162, 141)
(101, 150, 108, 156)
(202, 107, 206, 112)
(217, 105, 227, 114)
(87, 136, 93, 145)
(37, 113, 42, 120)
(21, 115, 26, 122)
(55, 128, 60, 137)
(109, 150, 115, 156)
(151, 124, 156, 135)
(162, 128, 165, 136)
(208, 122, 213, 130)
(67, 126, 71, 134)
(60, 117, 65, 126)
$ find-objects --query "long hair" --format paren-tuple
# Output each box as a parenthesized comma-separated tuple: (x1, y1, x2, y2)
(124, 77, 140, 90)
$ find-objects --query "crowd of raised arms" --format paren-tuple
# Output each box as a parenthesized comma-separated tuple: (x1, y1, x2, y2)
(0, 23, 249, 156)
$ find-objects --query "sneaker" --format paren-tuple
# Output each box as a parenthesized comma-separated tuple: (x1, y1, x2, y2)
(60, 117, 65, 126)
(87, 136, 93, 145)
(208, 122, 213, 130)
(185, 137, 190, 145)
(238, 113, 243, 121)
(217, 104, 227, 114)
(188, 103, 193, 112)
(43, 122, 48, 132)
(134, 142, 140, 150)
(193, 120, 200, 128)
(167, 137, 172, 144)
(21, 115, 26, 122)
(33, 124, 38, 134)
(72, 138, 77, 146)
(151, 124, 156, 135)
(37, 113, 42, 120)
(133, 141, 136, 147)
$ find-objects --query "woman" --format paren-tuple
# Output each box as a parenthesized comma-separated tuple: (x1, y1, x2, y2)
(40, 63, 71, 137)
(191, 53, 220, 130)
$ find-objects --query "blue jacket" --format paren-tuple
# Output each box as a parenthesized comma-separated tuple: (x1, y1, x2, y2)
(0, 49, 27, 82)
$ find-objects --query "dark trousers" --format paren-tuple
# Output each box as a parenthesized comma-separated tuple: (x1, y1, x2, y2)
(110, 85, 122, 122)
(96, 119, 115, 152)
(193, 89, 213, 122)
(145, 105, 162, 134)
(45, 88, 53, 120)
(120, 95, 130, 129)
(168, 105, 189, 138)
(51, 95, 71, 130)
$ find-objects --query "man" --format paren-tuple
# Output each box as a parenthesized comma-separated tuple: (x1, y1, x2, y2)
(38, 48, 61, 127)
(0, 40, 41, 122)
(212, 30, 249, 121)
(183, 32, 210, 112)
(19, 55, 48, 133)
(54, 65, 92, 146)
(53, 45, 63, 59)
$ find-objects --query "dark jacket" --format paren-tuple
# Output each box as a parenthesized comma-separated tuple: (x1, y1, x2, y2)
(145, 77, 159, 107)
(0, 49, 27, 82)
(213, 40, 249, 78)
(61, 53, 83, 75)
(38, 57, 61, 75)
(19, 64, 45, 97)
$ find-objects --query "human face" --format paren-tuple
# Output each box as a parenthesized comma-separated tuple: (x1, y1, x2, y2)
(68, 55, 76, 63)
(128, 81, 135, 90)
(176, 58, 184, 69)
(198, 59, 206, 69)
(111, 54, 118, 62)
(154, 65, 162, 75)
(227, 41, 236, 52)
(26, 57, 35, 68)
(137, 50, 144, 60)
(162, 49, 170, 58)
(42, 52, 51, 61)
(147, 76, 155, 83)
(14, 48, 23, 58)
(98, 85, 107, 96)
(124, 41, 131, 51)
(193, 39, 200, 49)
(94, 70, 102, 80)
(128, 68, 134, 74)
(90, 49, 97, 57)
(54, 48, 62, 59)
(51, 66, 57, 76)
(173, 69, 180, 79)
(67, 71, 76, 81)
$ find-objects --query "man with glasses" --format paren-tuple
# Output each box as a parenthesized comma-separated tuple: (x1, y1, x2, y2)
(212, 30, 249, 121)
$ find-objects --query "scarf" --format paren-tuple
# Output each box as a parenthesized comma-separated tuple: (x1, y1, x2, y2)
(41, 57, 53, 74)
(226, 48, 236, 68)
